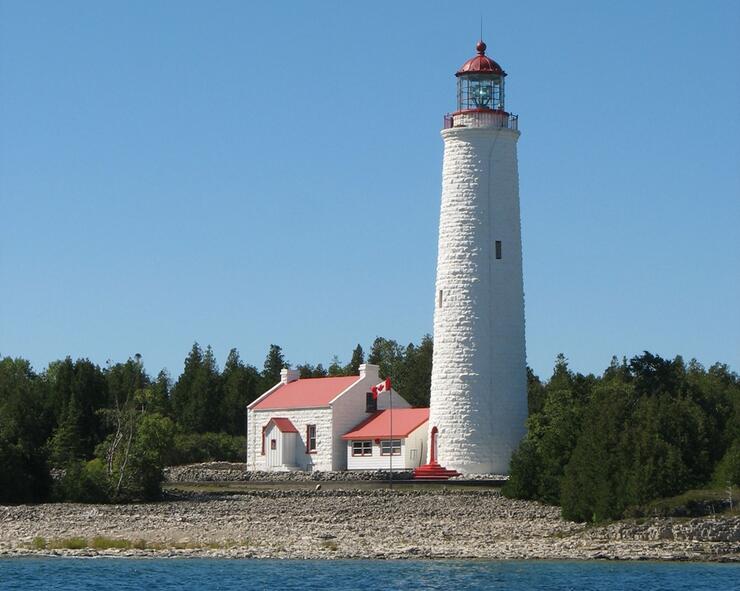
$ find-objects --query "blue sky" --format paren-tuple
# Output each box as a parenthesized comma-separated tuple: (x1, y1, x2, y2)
(1, 1, 738, 380)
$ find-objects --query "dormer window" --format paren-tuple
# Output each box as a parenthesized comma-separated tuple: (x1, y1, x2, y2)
(366, 391, 377, 413)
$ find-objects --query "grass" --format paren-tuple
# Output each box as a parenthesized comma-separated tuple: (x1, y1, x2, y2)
(625, 486, 736, 519)
(206, 538, 251, 549)
(46, 537, 87, 550)
(90, 536, 132, 550)
(320, 540, 339, 552)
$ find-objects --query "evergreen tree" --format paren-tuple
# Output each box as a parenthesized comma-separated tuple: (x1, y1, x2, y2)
(327, 355, 345, 376)
(346, 344, 364, 375)
(200, 345, 223, 431)
(148, 369, 172, 417)
(532, 355, 589, 503)
(44, 358, 108, 465)
(261, 344, 286, 392)
(170, 343, 203, 431)
(621, 393, 706, 505)
(0, 357, 51, 502)
(296, 363, 328, 378)
(560, 381, 633, 521)
(502, 439, 541, 499)
(221, 348, 259, 435)
(44, 357, 75, 429)
(171, 344, 223, 433)
(71, 359, 108, 455)
(367, 337, 405, 382)
(48, 390, 86, 466)
(527, 367, 546, 416)
(400, 335, 433, 407)
(508, 350, 740, 520)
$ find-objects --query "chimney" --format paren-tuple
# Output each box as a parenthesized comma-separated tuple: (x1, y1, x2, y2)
(280, 368, 300, 384)
(359, 363, 380, 382)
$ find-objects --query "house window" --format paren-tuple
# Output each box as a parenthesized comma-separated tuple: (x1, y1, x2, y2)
(380, 439, 401, 456)
(270, 439, 276, 450)
(495, 240, 502, 259)
(352, 440, 373, 457)
(366, 391, 377, 413)
(306, 424, 317, 453)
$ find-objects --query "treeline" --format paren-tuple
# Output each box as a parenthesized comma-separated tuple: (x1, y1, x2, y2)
(0, 336, 432, 504)
(504, 353, 740, 522)
(3, 339, 737, 516)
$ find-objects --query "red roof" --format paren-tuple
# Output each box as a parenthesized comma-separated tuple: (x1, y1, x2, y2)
(267, 417, 298, 433)
(250, 376, 359, 410)
(342, 408, 429, 440)
(457, 40, 505, 77)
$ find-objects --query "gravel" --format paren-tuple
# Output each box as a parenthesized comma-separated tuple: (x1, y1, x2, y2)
(1, 488, 738, 561)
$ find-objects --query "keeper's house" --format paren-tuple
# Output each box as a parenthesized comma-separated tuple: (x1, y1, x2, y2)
(342, 407, 429, 471)
(246, 364, 410, 471)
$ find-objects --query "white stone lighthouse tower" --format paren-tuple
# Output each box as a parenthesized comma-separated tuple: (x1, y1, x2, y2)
(423, 41, 527, 476)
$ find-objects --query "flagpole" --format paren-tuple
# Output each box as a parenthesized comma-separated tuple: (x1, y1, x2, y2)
(389, 384, 393, 490)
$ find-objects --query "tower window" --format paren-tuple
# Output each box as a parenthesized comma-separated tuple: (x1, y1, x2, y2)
(495, 241, 502, 260)
(438, 289, 443, 308)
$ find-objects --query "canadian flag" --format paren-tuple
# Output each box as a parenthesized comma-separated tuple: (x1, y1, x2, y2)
(371, 378, 392, 400)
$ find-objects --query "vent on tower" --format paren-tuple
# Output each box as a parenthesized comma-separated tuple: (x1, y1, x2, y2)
(438, 289, 443, 308)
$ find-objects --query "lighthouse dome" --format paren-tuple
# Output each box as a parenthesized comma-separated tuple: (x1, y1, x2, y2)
(456, 41, 506, 77)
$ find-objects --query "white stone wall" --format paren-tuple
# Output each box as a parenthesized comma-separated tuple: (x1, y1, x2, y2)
(247, 408, 333, 471)
(329, 370, 410, 471)
(246, 364, 411, 472)
(428, 121, 528, 474)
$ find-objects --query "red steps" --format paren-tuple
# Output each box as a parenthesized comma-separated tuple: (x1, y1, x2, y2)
(412, 461, 461, 481)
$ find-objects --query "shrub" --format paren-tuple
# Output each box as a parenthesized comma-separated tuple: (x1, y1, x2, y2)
(168, 432, 246, 465)
(713, 441, 740, 487)
(502, 439, 541, 500)
(0, 438, 51, 504)
(31, 537, 46, 550)
(55, 459, 111, 503)
(91, 536, 131, 549)
(94, 412, 175, 502)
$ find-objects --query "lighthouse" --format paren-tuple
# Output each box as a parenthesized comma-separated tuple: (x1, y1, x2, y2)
(424, 41, 528, 476)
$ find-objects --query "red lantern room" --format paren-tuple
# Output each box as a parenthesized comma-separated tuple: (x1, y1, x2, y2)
(455, 40, 506, 112)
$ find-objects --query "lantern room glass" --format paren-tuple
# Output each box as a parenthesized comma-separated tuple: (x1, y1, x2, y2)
(457, 74, 505, 112)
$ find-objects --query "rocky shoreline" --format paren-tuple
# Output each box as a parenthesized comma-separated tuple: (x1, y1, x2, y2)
(1, 488, 738, 561)
(162, 463, 508, 483)
(163, 463, 416, 483)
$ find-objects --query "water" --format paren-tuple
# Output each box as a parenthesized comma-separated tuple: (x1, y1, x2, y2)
(0, 558, 737, 590)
